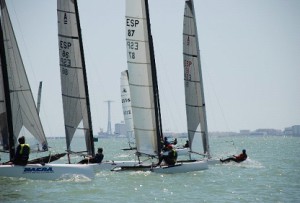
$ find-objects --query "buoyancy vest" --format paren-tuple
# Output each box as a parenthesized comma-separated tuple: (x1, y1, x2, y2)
(14, 144, 30, 165)
(236, 153, 247, 161)
(19, 144, 30, 160)
(169, 149, 178, 162)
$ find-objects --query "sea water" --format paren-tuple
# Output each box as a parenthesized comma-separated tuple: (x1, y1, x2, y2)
(0, 136, 299, 203)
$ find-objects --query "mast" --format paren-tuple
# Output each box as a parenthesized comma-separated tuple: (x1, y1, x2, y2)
(0, 17, 15, 159)
(73, 0, 95, 156)
(37, 81, 42, 114)
(144, 0, 163, 155)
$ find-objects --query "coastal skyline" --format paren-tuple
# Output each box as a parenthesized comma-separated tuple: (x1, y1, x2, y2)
(6, 0, 300, 136)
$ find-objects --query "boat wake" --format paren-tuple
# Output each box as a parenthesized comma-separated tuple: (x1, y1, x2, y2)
(240, 158, 264, 168)
(58, 174, 93, 182)
(221, 158, 264, 169)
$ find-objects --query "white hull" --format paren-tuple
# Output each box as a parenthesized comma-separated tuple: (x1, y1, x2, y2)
(151, 160, 208, 174)
(89, 160, 139, 171)
(0, 164, 94, 180)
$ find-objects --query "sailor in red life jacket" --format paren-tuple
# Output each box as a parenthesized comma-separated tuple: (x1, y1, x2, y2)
(220, 149, 247, 163)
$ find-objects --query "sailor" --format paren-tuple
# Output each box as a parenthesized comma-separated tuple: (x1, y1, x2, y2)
(163, 137, 170, 146)
(78, 147, 104, 164)
(92, 148, 104, 163)
(157, 144, 178, 166)
(171, 138, 178, 145)
(183, 140, 189, 148)
(220, 149, 247, 163)
(13, 136, 30, 166)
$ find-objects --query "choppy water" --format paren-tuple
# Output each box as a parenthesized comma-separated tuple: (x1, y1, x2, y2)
(1, 136, 300, 203)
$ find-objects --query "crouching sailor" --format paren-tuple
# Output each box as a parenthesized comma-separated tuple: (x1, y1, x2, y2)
(156, 144, 178, 166)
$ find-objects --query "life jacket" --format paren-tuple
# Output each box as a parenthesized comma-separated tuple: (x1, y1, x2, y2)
(19, 144, 30, 161)
(168, 149, 178, 162)
(236, 153, 247, 161)
(14, 144, 30, 165)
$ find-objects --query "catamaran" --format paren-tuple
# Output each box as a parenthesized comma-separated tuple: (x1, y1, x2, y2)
(57, 0, 137, 171)
(182, 0, 221, 165)
(114, 0, 208, 174)
(0, 0, 93, 180)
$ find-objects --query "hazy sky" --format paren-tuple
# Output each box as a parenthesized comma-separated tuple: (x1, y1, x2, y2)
(5, 0, 300, 136)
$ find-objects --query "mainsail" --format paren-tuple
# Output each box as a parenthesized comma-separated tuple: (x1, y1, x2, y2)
(57, 0, 94, 156)
(183, 0, 210, 156)
(125, 0, 162, 157)
(0, 0, 48, 157)
(120, 70, 135, 149)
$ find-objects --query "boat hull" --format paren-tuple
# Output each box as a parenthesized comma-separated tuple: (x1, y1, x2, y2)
(0, 164, 94, 180)
(89, 160, 139, 171)
(151, 160, 208, 174)
(111, 164, 153, 172)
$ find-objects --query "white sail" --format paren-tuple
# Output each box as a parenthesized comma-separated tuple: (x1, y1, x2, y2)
(183, 0, 210, 156)
(0, 0, 47, 150)
(125, 0, 160, 156)
(120, 70, 135, 148)
(57, 0, 94, 155)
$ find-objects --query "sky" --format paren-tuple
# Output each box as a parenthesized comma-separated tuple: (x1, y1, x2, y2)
(5, 0, 300, 136)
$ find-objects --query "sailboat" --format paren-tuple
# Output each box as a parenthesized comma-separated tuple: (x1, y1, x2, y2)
(120, 70, 136, 150)
(114, 0, 164, 172)
(114, 0, 207, 174)
(181, 0, 221, 165)
(183, 0, 210, 158)
(57, 0, 136, 171)
(0, 0, 93, 180)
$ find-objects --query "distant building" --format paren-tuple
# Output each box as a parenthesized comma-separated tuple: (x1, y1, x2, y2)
(251, 129, 282, 136)
(115, 122, 126, 136)
(240, 130, 250, 135)
(284, 125, 300, 136)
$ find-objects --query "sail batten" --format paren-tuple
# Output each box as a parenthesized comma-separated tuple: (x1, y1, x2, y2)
(58, 34, 79, 40)
(183, 52, 197, 57)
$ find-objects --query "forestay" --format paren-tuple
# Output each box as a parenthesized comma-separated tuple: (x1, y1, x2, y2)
(57, 0, 94, 156)
(183, 0, 210, 156)
(125, 0, 160, 157)
(0, 0, 47, 152)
